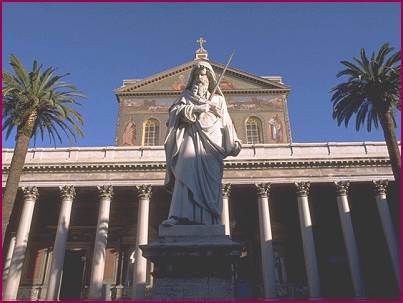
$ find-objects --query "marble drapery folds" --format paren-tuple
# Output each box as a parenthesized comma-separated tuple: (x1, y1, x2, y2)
(164, 62, 241, 225)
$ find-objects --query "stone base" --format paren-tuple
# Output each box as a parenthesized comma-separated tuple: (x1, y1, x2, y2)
(140, 225, 241, 300)
(152, 277, 234, 300)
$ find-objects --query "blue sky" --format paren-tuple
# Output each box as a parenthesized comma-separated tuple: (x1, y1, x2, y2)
(2, 2, 401, 148)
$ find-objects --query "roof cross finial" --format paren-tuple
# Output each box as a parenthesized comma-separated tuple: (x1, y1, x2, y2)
(197, 37, 206, 50)
(195, 37, 208, 60)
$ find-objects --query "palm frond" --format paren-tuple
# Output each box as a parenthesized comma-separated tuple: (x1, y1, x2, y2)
(2, 54, 86, 145)
(330, 43, 400, 133)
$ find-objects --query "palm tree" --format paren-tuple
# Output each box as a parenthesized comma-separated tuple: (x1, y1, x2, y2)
(331, 43, 401, 184)
(2, 54, 85, 243)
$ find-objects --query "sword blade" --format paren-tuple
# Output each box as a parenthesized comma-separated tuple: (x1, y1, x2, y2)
(209, 50, 235, 100)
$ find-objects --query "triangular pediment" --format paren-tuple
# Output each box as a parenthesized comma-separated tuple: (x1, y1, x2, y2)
(116, 59, 289, 95)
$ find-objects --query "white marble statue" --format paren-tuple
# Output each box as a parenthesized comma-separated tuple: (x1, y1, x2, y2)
(162, 61, 241, 226)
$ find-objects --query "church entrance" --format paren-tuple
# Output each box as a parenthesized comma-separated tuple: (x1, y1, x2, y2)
(59, 249, 87, 300)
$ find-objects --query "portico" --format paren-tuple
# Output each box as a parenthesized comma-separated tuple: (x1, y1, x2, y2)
(2, 142, 400, 300)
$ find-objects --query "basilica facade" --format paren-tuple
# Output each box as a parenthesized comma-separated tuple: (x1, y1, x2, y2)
(2, 45, 400, 301)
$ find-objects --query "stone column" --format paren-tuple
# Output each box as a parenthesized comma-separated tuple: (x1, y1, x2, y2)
(3, 187, 39, 300)
(255, 183, 277, 300)
(46, 186, 76, 300)
(88, 185, 114, 300)
(221, 184, 231, 236)
(2, 232, 16, 292)
(373, 180, 400, 288)
(132, 185, 152, 299)
(295, 182, 321, 299)
(334, 181, 365, 298)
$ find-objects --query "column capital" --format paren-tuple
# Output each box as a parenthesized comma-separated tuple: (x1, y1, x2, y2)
(21, 186, 39, 201)
(334, 181, 350, 196)
(373, 180, 388, 195)
(255, 183, 271, 198)
(97, 185, 114, 200)
(222, 183, 232, 198)
(59, 185, 76, 200)
(295, 182, 310, 197)
(136, 185, 152, 199)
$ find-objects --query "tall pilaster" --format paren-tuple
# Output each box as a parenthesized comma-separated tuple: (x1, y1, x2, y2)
(132, 184, 152, 299)
(46, 185, 76, 300)
(373, 180, 400, 288)
(334, 181, 365, 298)
(221, 183, 231, 236)
(255, 183, 277, 299)
(88, 185, 114, 300)
(3, 187, 39, 300)
(295, 182, 321, 299)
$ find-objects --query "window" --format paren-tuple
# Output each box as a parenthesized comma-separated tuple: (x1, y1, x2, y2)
(246, 117, 263, 144)
(142, 119, 160, 146)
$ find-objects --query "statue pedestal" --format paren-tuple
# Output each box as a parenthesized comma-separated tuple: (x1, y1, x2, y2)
(140, 225, 241, 300)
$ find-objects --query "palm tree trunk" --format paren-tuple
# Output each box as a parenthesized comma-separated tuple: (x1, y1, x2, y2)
(379, 110, 401, 184)
(2, 112, 36, 244)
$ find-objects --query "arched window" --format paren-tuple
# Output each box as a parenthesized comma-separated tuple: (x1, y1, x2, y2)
(142, 118, 160, 146)
(122, 122, 136, 145)
(246, 116, 263, 144)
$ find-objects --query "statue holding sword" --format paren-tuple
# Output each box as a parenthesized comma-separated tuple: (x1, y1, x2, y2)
(162, 53, 242, 226)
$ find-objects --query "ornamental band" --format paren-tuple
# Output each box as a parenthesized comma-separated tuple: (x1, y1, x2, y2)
(162, 61, 241, 226)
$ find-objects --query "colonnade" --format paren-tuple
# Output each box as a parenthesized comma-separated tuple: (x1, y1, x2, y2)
(2, 180, 400, 300)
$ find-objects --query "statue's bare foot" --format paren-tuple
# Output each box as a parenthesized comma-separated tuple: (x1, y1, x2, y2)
(161, 217, 179, 227)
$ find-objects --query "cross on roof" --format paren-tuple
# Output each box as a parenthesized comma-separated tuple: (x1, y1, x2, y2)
(195, 37, 208, 60)
(197, 37, 206, 50)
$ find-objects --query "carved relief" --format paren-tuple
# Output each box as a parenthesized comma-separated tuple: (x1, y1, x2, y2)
(21, 186, 39, 201)
(373, 180, 388, 195)
(59, 185, 76, 200)
(136, 184, 152, 199)
(334, 181, 350, 196)
(255, 183, 271, 197)
(295, 182, 310, 197)
(97, 185, 114, 200)
(222, 183, 232, 198)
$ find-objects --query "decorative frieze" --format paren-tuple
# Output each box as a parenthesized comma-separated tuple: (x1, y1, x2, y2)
(373, 180, 388, 195)
(335, 181, 350, 196)
(295, 182, 310, 197)
(255, 183, 271, 197)
(59, 185, 76, 200)
(136, 185, 152, 199)
(97, 185, 114, 200)
(21, 186, 39, 201)
(222, 184, 232, 198)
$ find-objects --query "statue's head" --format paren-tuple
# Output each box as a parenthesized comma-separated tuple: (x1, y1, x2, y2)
(186, 61, 218, 97)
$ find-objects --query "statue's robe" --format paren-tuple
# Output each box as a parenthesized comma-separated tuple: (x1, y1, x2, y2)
(164, 90, 241, 224)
